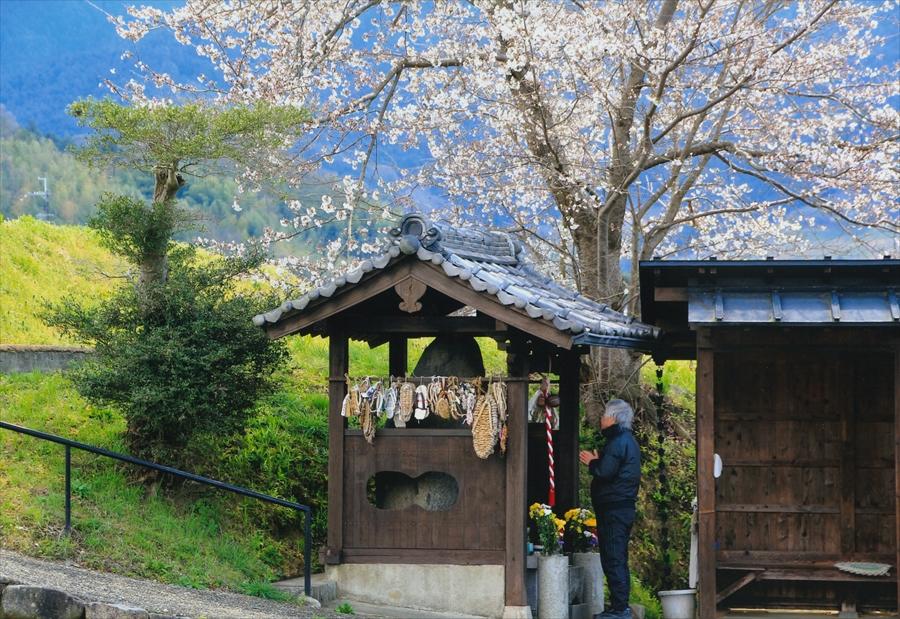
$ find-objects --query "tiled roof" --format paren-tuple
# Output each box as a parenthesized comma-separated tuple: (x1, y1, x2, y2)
(689, 289, 900, 324)
(254, 213, 660, 348)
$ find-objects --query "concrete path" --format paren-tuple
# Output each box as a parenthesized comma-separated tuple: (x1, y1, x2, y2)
(322, 597, 488, 618)
(1, 549, 339, 618)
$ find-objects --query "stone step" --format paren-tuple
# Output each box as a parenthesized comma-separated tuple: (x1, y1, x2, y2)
(273, 573, 337, 605)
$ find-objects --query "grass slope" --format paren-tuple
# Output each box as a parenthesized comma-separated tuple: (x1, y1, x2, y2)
(0, 372, 302, 598)
(0, 217, 126, 345)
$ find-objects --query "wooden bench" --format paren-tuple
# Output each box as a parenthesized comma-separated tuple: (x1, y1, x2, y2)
(716, 563, 895, 605)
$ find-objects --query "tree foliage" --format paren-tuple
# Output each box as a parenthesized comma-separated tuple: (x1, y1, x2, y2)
(68, 100, 310, 203)
(112, 0, 898, 307)
(46, 238, 287, 466)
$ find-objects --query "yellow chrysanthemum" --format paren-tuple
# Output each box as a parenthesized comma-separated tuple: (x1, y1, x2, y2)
(585, 518, 597, 528)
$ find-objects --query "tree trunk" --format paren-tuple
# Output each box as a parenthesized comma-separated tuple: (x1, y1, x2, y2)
(136, 164, 184, 316)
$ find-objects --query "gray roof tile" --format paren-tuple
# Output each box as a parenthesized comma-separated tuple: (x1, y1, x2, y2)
(254, 213, 660, 347)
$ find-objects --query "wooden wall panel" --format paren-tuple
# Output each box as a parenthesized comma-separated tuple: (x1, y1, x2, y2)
(341, 432, 506, 559)
(712, 335, 897, 611)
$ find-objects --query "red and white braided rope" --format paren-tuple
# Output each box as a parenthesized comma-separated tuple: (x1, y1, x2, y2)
(543, 386, 556, 507)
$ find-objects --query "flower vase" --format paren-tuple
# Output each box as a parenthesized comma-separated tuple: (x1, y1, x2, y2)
(571, 552, 604, 615)
(537, 553, 568, 619)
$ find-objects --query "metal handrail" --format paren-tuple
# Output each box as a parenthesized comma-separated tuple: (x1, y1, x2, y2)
(0, 420, 312, 597)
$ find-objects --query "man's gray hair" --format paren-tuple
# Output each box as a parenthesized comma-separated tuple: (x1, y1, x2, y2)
(604, 399, 634, 429)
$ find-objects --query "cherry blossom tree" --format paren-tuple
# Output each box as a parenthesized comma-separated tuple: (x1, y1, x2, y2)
(110, 0, 898, 391)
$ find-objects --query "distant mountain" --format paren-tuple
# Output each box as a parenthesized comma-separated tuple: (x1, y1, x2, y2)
(0, 109, 345, 258)
(0, 0, 206, 138)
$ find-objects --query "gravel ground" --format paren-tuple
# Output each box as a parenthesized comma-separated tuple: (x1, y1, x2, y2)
(0, 550, 339, 618)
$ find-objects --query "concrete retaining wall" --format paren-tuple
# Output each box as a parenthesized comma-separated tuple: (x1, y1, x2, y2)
(325, 563, 505, 617)
(0, 345, 92, 374)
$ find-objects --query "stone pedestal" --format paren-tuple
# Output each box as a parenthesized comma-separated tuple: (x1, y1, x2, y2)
(537, 554, 569, 619)
(571, 552, 604, 615)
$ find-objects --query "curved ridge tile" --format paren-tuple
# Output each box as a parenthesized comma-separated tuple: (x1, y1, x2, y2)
(470, 277, 489, 292)
(345, 268, 363, 284)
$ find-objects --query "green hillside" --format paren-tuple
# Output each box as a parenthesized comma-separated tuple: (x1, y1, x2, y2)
(0, 112, 348, 260)
(0, 217, 126, 344)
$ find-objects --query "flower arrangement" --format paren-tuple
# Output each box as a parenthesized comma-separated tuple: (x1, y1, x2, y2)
(563, 507, 598, 553)
(529, 502, 565, 555)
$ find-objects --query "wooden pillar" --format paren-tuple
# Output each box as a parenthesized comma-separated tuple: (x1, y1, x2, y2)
(556, 350, 581, 513)
(389, 336, 408, 377)
(696, 329, 717, 618)
(505, 338, 529, 609)
(840, 354, 856, 556)
(325, 332, 349, 564)
(894, 340, 899, 607)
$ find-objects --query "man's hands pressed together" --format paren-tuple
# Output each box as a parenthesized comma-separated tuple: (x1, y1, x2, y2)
(579, 449, 598, 466)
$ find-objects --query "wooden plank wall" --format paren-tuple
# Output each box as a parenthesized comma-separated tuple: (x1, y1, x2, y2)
(713, 343, 896, 609)
(341, 432, 506, 564)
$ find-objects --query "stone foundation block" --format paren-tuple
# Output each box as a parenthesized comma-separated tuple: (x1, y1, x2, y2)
(1, 585, 85, 619)
(85, 602, 149, 619)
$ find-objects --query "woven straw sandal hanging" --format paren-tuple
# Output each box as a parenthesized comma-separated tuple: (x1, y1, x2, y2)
(490, 380, 507, 422)
(447, 377, 464, 420)
(472, 394, 495, 459)
(435, 377, 451, 419)
(345, 375, 360, 417)
(383, 381, 398, 419)
(397, 381, 416, 427)
(414, 385, 430, 420)
(360, 397, 376, 444)
(462, 382, 477, 426)
(427, 377, 442, 412)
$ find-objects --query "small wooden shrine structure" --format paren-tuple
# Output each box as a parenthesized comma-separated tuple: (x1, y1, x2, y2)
(640, 258, 900, 616)
(254, 213, 659, 616)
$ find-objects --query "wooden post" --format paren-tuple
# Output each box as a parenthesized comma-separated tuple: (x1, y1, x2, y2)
(696, 329, 717, 618)
(839, 355, 856, 556)
(389, 336, 408, 377)
(894, 340, 899, 607)
(556, 350, 581, 513)
(505, 338, 529, 609)
(325, 332, 349, 564)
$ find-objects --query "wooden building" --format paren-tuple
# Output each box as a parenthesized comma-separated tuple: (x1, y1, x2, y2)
(640, 258, 900, 617)
(254, 213, 658, 617)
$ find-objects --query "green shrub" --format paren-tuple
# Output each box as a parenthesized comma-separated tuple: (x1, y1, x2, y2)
(204, 389, 330, 572)
(46, 243, 287, 467)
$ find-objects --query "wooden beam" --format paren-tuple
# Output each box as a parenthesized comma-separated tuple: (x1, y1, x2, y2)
(717, 550, 895, 564)
(696, 329, 717, 617)
(555, 350, 582, 514)
(325, 332, 349, 564)
(345, 315, 507, 337)
(654, 286, 689, 302)
(504, 340, 529, 607)
(265, 262, 414, 339)
(388, 336, 407, 376)
(411, 261, 574, 350)
(716, 571, 760, 604)
(716, 504, 839, 514)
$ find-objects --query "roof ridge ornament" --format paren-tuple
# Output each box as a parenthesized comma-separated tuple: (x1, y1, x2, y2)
(390, 213, 442, 253)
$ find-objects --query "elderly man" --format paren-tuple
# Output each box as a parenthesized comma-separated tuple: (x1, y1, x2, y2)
(579, 399, 641, 619)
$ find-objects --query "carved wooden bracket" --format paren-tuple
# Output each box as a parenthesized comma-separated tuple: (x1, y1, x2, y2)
(395, 279, 427, 313)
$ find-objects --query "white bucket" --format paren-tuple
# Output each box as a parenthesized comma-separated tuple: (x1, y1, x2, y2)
(658, 589, 696, 619)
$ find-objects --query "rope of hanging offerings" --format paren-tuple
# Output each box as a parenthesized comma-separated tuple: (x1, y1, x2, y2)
(340, 374, 508, 458)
